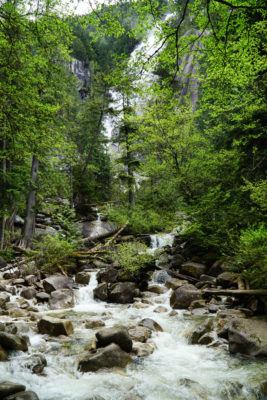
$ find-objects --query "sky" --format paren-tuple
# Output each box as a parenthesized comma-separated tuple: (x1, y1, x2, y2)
(67, 0, 108, 15)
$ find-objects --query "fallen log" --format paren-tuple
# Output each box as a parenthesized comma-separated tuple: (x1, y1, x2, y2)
(202, 289, 267, 296)
(73, 250, 108, 257)
(163, 268, 199, 283)
(104, 222, 129, 247)
(81, 227, 118, 243)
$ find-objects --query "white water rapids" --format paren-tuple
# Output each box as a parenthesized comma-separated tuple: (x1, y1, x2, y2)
(0, 234, 266, 400)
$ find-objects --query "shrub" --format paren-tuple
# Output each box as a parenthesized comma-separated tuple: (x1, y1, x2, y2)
(231, 224, 267, 288)
(111, 241, 155, 277)
(32, 235, 77, 274)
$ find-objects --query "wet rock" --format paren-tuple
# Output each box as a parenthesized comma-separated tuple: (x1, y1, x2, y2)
(8, 308, 27, 318)
(198, 332, 216, 345)
(228, 318, 267, 358)
(152, 270, 171, 284)
(0, 332, 28, 351)
(200, 274, 216, 283)
(128, 326, 151, 342)
(12, 279, 25, 286)
(170, 284, 202, 309)
(48, 289, 74, 310)
(217, 309, 246, 319)
(139, 318, 163, 332)
(216, 272, 236, 288)
(187, 318, 214, 344)
(37, 316, 73, 336)
(24, 275, 37, 286)
(78, 343, 132, 372)
(36, 292, 50, 302)
(96, 326, 132, 352)
(76, 272, 90, 285)
(97, 268, 118, 284)
(169, 254, 185, 268)
(165, 278, 189, 290)
(132, 342, 155, 357)
(0, 382, 26, 398)
(180, 262, 207, 278)
(154, 306, 168, 313)
(0, 344, 8, 361)
(109, 282, 136, 304)
(147, 285, 166, 295)
(85, 319, 105, 329)
(93, 283, 108, 301)
(4, 391, 39, 400)
(260, 381, 267, 397)
(208, 260, 226, 277)
(20, 287, 37, 300)
(0, 256, 7, 269)
(43, 275, 73, 294)
(191, 308, 209, 316)
(189, 299, 206, 309)
(21, 354, 47, 374)
(0, 293, 10, 308)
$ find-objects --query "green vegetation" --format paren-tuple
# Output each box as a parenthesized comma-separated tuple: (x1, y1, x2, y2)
(111, 241, 155, 277)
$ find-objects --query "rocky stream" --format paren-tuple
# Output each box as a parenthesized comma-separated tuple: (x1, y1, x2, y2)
(0, 214, 267, 400)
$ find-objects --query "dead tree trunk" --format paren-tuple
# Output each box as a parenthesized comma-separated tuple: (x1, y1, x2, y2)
(21, 155, 39, 249)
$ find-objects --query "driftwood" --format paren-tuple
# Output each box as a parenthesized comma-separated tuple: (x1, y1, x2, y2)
(163, 268, 199, 282)
(104, 222, 129, 247)
(73, 250, 108, 257)
(202, 289, 267, 296)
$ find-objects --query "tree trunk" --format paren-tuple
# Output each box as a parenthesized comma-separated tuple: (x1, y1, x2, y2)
(0, 139, 7, 250)
(21, 155, 39, 249)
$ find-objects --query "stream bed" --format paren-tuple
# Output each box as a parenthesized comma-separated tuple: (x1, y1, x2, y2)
(0, 263, 266, 400)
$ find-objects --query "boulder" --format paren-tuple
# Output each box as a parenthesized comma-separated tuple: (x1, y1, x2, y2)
(4, 391, 39, 400)
(21, 354, 47, 374)
(216, 272, 236, 288)
(97, 268, 118, 284)
(0, 256, 7, 269)
(20, 287, 37, 300)
(152, 270, 171, 284)
(78, 343, 132, 372)
(154, 306, 168, 313)
(0, 292, 10, 308)
(37, 316, 73, 336)
(109, 282, 136, 304)
(132, 342, 155, 357)
(128, 326, 151, 342)
(24, 275, 37, 286)
(187, 318, 214, 344)
(228, 318, 267, 358)
(165, 278, 187, 290)
(180, 262, 207, 278)
(96, 327, 132, 352)
(147, 285, 166, 295)
(0, 332, 28, 351)
(139, 318, 163, 332)
(42, 275, 73, 294)
(76, 272, 90, 285)
(36, 292, 50, 302)
(0, 382, 26, 398)
(170, 284, 202, 309)
(48, 289, 74, 310)
(0, 344, 8, 361)
(93, 283, 108, 302)
(85, 319, 105, 329)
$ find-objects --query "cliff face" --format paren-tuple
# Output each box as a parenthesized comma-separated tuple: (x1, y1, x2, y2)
(69, 58, 90, 99)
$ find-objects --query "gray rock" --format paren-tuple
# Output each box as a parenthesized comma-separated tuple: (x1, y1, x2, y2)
(93, 283, 108, 301)
(78, 343, 132, 372)
(37, 316, 73, 336)
(0, 292, 10, 308)
(0, 332, 28, 351)
(48, 289, 74, 309)
(180, 262, 207, 278)
(109, 282, 136, 304)
(165, 278, 187, 290)
(20, 287, 37, 300)
(170, 284, 202, 309)
(85, 319, 105, 329)
(36, 292, 50, 302)
(43, 275, 73, 294)
(0, 344, 8, 361)
(76, 272, 90, 285)
(21, 354, 47, 374)
(96, 326, 132, 352)
(152, 270, 171, 284)
(139, 318, 163, 332)
(24, 275, 37, 286)
(97, 268, 118, 284)
(216, 272, 236, 288)
(4, 391, 39, 400)
(0, 382, 26, 398)
(187, 318, 214, 344)
(228, 318, 267, 358)
(0, 256, 7, 269)
(128, 326, 151, 342)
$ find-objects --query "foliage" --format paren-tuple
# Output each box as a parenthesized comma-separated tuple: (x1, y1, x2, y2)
(33, 235, 77, 274)
(111, 241, 155, 277)
(230, 224, 267, 289)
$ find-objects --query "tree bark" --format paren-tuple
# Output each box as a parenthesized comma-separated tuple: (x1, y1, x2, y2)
(21, 155, 39, 249)
(0, 139, 7, 250)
